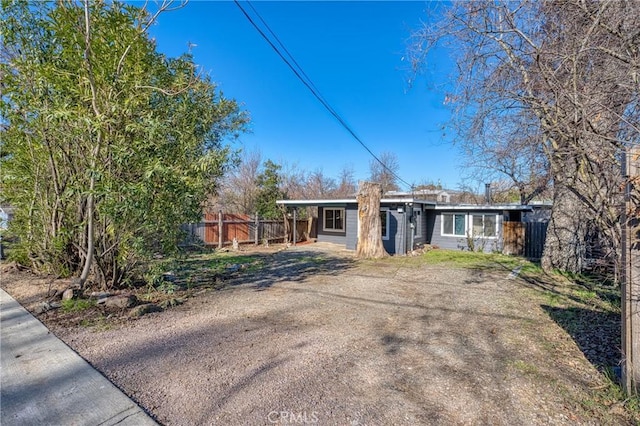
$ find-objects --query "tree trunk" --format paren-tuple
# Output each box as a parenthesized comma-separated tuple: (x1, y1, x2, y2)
(541, 181, 588, 273)
(356, 182, 388, 259)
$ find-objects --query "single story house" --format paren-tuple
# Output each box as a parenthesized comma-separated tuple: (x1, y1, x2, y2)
(277, 198, 541, 255)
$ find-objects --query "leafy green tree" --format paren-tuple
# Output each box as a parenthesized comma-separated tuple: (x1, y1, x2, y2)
(0, 1, 247, 288)
(255, 160, 286, 219)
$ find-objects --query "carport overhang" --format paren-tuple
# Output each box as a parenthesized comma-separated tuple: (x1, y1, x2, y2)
(276, 198, 437, 208)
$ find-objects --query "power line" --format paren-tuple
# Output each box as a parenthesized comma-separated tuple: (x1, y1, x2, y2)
(233, 0, 412, 190)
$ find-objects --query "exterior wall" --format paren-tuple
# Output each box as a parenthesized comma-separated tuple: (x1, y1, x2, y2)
(386, 208, 402, 254)
(522, 206, 552, 223)
(428, 210, 503, 253)
(412, 208, 426, 245)
(345, 205, 358, 250)
(317, 232, 348, 246)
(317, 206, 348, 246)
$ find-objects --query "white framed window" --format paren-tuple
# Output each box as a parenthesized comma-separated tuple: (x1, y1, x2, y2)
(471, 214, 497, 237)
(380, 209, 390, 240)
(323, 208, 345, 232)
(442, 213, 466, 236)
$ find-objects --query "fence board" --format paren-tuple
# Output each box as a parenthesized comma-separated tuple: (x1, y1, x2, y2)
(184, 214, 307, 246)
(502, 221, 547, 259)
(503, 222, 525, 255)
(524, 222, 548, 259)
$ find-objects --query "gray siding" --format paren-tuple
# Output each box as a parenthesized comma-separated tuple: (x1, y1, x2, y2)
(317, 205, 349, 247)
(345, 205, 358, 250)
(429, 211, 503, 253)
(383, 209, 402, 254)
(317, 233, 347, 246)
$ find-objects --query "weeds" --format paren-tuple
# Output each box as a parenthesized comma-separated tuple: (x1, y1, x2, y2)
(61, 298, 95, 313)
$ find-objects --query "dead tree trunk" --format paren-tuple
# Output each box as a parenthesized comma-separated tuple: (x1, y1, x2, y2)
(356, 182, 388, 259)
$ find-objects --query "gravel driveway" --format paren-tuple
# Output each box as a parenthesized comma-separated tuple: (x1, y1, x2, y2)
(3, 244, 622, 425)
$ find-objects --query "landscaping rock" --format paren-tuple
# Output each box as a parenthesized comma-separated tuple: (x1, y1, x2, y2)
(159, 298, 184, 309)
(34, 301, 61, 314)
(100, 295, 138, 309)
(62, 288, 77, 301)
(89, 291, 112, 300)
(129, 303, 163, 317)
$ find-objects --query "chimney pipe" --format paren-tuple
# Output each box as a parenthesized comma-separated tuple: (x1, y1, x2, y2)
(485, 183, 491, 204)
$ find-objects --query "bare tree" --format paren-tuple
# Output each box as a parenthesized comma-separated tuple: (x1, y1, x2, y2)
(305, 169, 337, 199)
(459, 110, 551, 205)
(335, 165, 357, 198)
(410, 0, 639, 273)
(216, 150, 261, 214)
(369, 151, 401, 194)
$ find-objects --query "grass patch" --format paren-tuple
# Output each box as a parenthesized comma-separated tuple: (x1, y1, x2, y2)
(420, 249, 542, 274)
(580, 369, 640, 423)
(79, 315, 112, 331)
(143, 250, 265, 292)
(61, 298, 95, 313)
(510, 359, 540, 376)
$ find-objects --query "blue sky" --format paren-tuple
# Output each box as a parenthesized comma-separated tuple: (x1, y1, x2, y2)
(148, 1, 460, 190)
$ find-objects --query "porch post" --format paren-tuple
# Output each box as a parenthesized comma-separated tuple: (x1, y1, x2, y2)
(293, 208, 297, 246)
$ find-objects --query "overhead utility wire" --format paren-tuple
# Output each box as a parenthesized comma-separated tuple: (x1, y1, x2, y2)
(234, 0, 412, 190)
(245, 1, 329, 109)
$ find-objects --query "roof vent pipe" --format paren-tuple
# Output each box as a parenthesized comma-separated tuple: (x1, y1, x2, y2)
(485, 183, 491, 205)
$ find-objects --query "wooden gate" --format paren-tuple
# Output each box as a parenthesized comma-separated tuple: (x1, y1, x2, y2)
(503, 222, 525, 255)
(503, 221, 548, 259)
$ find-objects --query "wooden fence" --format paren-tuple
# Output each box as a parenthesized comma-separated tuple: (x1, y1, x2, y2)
(183, 212, 314, 247)
(503, 221, 548, 259)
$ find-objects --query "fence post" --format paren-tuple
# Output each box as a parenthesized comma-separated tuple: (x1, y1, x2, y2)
(622, 147, 640, 395)
(218, 210, 223, 249)
(255, 213, 259, 245)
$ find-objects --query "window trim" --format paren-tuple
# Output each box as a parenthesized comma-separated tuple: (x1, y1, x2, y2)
(380, 208, 390, 241)
(441, 212, 499, 238)
(323, 207, 345, 232)
(441, 213, 467, 237)
(470, 213, 498, 238)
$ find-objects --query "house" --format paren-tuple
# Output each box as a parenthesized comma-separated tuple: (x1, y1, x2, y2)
(277, 198, 538, 255)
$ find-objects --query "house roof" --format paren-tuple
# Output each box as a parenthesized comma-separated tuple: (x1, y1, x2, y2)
(434, 204, 533, 211)
(276, 198, 437, 207)
(276, 199, 534, 211)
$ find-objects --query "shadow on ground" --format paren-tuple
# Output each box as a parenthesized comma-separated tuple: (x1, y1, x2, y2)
(541, 304, 621, 370)
(225, 249, 356, 290)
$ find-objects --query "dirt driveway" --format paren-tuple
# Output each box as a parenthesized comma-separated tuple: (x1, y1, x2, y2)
(1, 244, 625, 425)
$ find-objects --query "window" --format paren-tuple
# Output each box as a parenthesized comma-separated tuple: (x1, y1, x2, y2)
(380, 210, 389, 240)
(323, 208, 345, 232)
(442, 213, 466, 236)
(472, 214, 497, 237)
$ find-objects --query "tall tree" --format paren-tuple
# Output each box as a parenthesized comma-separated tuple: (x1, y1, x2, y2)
(305, 169, 337, 199)
(369, 152, 401, 194)
(0, 1, 247, 288)
(409, 0, 639, 273)
(459, 110, 551, 205)
(216, 149, 260, 214)
(255, 159, 286, 219)
(335, 165, 357, 198)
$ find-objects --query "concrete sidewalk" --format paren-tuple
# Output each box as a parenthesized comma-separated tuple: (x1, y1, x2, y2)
(1, 288, 157, 426)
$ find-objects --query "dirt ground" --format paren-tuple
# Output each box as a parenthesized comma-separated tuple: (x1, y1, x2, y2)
(0, 243, 631, 425)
